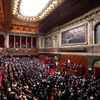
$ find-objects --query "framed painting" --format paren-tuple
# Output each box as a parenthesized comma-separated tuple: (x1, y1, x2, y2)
(61, 24, 87, 46)
(45, 36, 52, 47)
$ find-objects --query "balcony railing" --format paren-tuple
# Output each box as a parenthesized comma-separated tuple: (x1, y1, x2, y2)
(0, 48, 37, 56)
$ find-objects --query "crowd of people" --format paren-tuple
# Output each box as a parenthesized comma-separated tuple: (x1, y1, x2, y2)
(0, 56, 100, 100)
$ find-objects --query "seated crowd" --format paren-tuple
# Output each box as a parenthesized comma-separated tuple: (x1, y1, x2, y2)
(0, 56, 100, 100)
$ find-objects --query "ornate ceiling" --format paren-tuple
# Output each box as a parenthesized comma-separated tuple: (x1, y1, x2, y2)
(0, 0, 100, 34)
(12, 0, 64, 22)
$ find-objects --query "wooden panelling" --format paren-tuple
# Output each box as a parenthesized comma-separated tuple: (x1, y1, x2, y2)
(60, 54, 88, 75)
(38, 53, 88, 76)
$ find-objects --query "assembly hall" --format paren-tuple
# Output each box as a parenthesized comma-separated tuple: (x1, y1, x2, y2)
(0, 0, 100, 100)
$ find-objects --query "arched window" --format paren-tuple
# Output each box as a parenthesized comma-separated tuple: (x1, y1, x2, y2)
(92, 59, 100, 78)
(0, 34, 5, 47)
(94, 23, 100, 44)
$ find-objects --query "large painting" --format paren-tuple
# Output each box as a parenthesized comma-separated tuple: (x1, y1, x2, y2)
(45, 36, 52, 47)
(61, 25, 86, 45)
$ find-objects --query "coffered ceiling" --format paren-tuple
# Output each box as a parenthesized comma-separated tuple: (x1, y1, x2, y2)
(0, 0, 100, 34)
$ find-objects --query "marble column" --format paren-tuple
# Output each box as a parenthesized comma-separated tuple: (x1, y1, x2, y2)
(5, 34, 9, 48)
(88, 19, 94, 44)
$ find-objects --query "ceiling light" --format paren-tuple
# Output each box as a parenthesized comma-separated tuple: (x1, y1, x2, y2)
(12, 0, 64, 22)
(19, 0, 51, 17)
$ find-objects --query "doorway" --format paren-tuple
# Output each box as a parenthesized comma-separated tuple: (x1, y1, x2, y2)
(93, 59, 100, 79)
